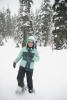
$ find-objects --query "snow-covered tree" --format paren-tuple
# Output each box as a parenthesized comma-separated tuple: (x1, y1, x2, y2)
(15, 0, 33, 46)
(11, 15, 17, 37)
(0, 11, 6, 38)
(34, 0, 52, 46)
(31, 10, 41, 45)
(5, 8, 12, 37)
(52, 0, 67, 49)
(40, 0, 52, 46)
(34, 10, 43, 46)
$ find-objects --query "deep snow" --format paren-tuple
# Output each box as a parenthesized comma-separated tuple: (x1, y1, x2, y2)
(0, 38, 67, 100)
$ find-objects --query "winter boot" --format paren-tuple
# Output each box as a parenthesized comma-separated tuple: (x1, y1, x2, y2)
(28, 89, 35, 93)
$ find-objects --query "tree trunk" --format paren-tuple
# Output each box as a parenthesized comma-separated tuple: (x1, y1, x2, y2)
(22, 27, 27, 47)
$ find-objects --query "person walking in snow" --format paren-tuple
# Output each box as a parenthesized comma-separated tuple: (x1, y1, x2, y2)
(13, 36, 39, 93)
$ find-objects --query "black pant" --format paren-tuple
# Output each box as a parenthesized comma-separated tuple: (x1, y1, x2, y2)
(17, 66, 33, 90)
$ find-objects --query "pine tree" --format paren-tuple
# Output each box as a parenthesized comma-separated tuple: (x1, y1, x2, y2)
(35, 10, 43, 46)
(0, 11, 6, 38)
(52, 0, 67, 49)
(41, 0, 52, 46)
(34, 0, 52, 46)
(15, 0, 33, 47)
(5, 8, 12, 37)
(32, 10, 41, 46)
(11, 15, 17, 37)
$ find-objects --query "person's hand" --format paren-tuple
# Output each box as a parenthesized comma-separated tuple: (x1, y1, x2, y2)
(13, 62, 16, 68)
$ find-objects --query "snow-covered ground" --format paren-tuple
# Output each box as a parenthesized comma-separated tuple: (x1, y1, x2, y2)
(0, 39, 67, 100)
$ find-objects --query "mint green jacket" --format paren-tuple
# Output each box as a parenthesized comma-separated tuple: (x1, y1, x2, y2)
(14, 36, 39, 70)
(14, 47, 39, 70)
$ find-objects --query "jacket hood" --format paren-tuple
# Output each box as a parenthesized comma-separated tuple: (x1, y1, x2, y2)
(26, 36, 36, 48)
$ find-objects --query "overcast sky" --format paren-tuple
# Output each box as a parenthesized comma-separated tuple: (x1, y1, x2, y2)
(0, 0, 54, 15)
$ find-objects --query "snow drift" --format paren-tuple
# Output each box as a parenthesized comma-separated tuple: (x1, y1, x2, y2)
(0, 39, 67, 100)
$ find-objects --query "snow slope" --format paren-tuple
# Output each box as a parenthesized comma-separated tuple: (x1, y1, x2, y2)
(0, 39, 67, 100)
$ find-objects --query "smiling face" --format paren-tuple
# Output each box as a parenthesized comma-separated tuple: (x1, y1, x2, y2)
(27, 40, 34, 48)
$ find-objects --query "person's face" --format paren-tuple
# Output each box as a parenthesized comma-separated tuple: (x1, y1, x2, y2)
(28, 41, 34, 48)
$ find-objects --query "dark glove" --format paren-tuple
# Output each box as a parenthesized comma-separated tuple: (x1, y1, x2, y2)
(13, 62, 16, 68)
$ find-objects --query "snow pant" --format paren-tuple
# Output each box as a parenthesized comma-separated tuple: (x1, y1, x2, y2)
(17, 66, 33, 90)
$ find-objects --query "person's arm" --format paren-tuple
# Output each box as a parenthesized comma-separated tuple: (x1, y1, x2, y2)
(33, 49, 40, 62)
(14, 48, 23, 63)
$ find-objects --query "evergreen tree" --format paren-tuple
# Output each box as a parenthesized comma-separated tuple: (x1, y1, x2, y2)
(0, 11, 6, 38)
(35, 10, 43, 46)
(11, 15, 17, 37)
(52, 0, 67, 49)
(31, 10, 41, 45)
(14, 15, 23, 45)
(15, 0, 33, 46)
(5, 8, 12, 37)
(40, 0, 52, 46)
(34, 0, 52, 46)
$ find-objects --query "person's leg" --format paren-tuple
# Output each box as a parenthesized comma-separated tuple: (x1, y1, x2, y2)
(17, 66, 25, 88)
(26, 70, 33, 93)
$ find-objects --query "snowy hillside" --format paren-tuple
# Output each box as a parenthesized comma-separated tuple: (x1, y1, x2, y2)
(0, 39, 67, 100)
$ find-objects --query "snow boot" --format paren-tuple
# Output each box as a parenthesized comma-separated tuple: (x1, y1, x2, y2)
(28, 89, 35, 93)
